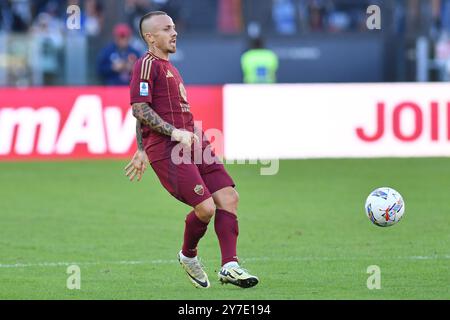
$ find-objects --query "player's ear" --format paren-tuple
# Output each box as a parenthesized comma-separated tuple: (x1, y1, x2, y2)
(146, 32, 154, 44)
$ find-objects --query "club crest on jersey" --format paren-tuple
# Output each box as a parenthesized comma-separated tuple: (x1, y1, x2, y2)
(194, 185, 204, 196)
(140, 82, 149, 96)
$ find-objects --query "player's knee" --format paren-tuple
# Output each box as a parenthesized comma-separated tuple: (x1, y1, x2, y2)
(217, 188, 239, 214)
(195, 199, 216, 222)
(228, 189, 239, 209)
(204, 203, 216, 219)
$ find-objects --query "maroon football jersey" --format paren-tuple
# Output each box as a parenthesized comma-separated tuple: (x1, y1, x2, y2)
(130, 51, 194, 162)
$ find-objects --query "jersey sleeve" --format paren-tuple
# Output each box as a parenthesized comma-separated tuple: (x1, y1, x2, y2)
(130, 57, 156, 105)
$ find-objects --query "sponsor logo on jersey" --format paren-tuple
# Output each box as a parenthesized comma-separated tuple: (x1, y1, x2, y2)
(140, 82, 149, 96)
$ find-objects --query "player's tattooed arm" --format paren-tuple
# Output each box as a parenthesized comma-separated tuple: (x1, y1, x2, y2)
(126, 119, 148, 182)
(136, 120, 144, 151)
(132, 102, 175, 137)
(132, 103, 198, 147)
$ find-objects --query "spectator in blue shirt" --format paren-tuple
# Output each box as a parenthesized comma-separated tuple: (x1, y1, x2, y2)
(97, 23, 141, 85)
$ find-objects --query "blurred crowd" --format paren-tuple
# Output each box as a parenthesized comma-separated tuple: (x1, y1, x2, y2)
(0, 0, 104, 36)
(1, 0, 450, 85)
(4, 0, 450, 36)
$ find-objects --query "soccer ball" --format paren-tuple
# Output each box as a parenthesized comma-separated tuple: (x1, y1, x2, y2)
(365, 187, 405, 227)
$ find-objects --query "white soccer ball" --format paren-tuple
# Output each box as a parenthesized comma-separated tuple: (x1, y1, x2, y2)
(365, 187, 405, 227)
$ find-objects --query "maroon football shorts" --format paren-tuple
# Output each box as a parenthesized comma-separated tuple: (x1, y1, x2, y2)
(150, 148, 235, 207)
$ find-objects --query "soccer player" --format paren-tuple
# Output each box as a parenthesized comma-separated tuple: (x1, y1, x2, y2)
(124, 11, 259, 289)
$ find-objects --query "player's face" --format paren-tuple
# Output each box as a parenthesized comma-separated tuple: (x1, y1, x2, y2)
(150, 15, 177, 54)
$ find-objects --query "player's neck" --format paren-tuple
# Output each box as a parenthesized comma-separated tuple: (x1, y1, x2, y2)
(148, 47, 169, 61)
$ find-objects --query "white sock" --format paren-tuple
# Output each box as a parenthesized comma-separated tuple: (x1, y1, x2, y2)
(179, 251, 197, 261)
(223, 261, 239, 269)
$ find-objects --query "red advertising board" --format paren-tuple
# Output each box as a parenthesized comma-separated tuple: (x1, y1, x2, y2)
(0, 86, 223, 161)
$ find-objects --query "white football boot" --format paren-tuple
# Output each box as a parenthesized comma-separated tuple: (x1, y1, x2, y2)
(218, 262, 259, 288)
(177, 251, 210, 288)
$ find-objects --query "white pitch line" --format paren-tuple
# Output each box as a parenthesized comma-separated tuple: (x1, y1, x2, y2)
(0, 259, 177, 269)
(0, 255, 449, 269)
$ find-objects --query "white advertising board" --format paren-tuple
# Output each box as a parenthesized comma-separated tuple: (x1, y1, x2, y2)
(224, 83, 450, 159)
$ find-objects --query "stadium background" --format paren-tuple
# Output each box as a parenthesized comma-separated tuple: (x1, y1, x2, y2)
(0, 0, 449, 300)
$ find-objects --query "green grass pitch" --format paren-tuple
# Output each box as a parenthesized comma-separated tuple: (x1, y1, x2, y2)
(0, 158, 449, 299)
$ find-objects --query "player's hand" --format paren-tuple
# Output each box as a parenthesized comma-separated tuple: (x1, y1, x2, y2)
(124, 150, 148, 182)
(171, 129, 199, 147)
